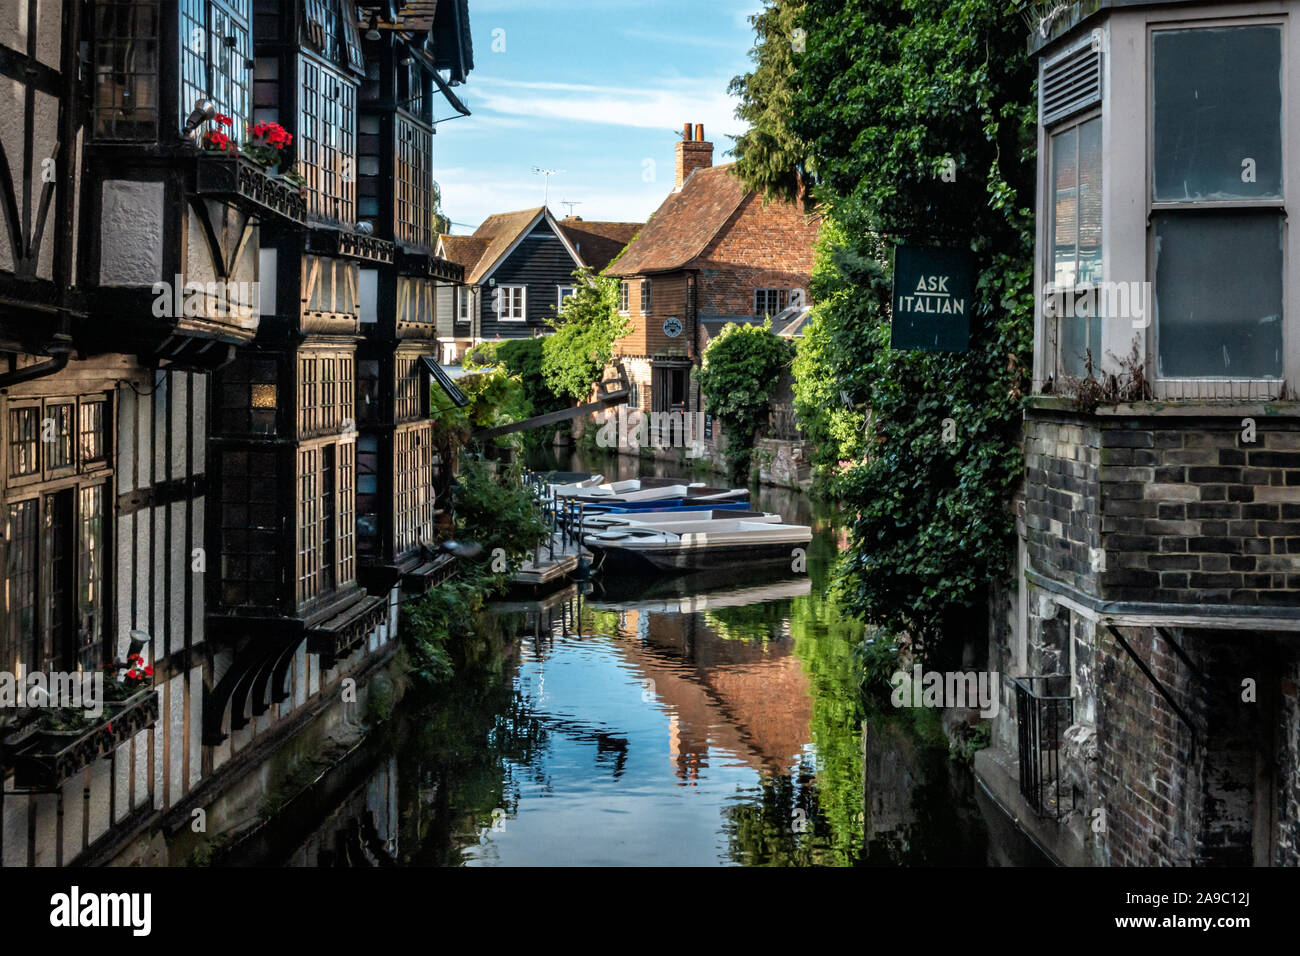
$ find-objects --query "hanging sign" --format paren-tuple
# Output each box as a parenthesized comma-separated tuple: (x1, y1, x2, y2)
(890, 245, 975, 352)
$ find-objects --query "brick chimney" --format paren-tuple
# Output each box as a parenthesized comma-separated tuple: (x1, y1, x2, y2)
(675, 122, 713, 191)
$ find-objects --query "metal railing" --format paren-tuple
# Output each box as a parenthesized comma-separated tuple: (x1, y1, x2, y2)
(1013, 674, 1075, 819)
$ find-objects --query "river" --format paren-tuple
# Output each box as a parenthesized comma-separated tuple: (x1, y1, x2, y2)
(274, 449, 1047, 866)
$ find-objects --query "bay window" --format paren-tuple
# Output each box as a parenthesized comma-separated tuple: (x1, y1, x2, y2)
(296, 438, 355, 606)
(217, 447, 278, 607)
(0, 392, 108, 677)
(1151, 24, 1284, 384)
(179, 0, 251, 135)
(395, 115, 436, 248)
(298, 56, 357, 224)
(394, 424, 435, 557)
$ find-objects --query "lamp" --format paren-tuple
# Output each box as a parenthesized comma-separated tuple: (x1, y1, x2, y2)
(365, 13, 381, 41)
(182, 98, 216, 136)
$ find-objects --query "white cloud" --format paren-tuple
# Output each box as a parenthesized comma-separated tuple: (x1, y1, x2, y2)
(467, 75, 744, 140)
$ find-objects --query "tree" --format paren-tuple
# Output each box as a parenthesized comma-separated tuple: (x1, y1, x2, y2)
(540, 267, 630, 402)
(728, 1, 813, 204)
(730, 0, 1037, 649)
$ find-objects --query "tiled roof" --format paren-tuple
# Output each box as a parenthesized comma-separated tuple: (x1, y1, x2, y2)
(605, 164, 747, 277)
(438, 235, 490, 272)
(465, 206, 547, 283)
(557, 219, 642, 273)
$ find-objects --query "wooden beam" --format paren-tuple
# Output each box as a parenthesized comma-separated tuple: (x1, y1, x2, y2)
(473, 388, 629, 441)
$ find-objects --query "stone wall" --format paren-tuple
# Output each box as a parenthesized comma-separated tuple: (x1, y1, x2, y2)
(1028, 405, 1300, 605)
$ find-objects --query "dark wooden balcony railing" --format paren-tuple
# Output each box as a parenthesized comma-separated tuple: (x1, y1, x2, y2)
(196, 152, 308, 224)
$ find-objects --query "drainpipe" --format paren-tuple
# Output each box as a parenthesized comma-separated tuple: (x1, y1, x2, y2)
(0, 337, 75, 390)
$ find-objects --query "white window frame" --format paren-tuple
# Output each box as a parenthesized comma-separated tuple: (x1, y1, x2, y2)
(457, 286, 471, 324)
(1045, 107, 1104, 381)
(557, 286, 576, 310)
(640, 278, 651, 314)
(498, 284, 526, 322)
(618, 281, 630, 315)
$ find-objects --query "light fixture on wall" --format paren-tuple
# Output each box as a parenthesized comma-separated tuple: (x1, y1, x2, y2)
(182, 98, 216, 136)
(365, 14, 381, 40)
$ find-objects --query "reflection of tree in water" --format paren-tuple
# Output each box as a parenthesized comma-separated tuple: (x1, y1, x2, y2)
(723, 758, 829, 866)
(860, 711, 989, 866)
(394, 669, 547, 866)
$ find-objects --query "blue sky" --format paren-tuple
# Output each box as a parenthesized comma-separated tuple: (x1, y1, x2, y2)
(434, 0, 764, 233)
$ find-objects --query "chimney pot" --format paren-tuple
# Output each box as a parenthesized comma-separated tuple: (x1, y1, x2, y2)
(683, 122, 692, 142)
(695, 123, 704, 141)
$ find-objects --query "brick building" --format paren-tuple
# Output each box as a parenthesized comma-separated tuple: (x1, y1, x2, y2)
(603, 124, 818, 472)
(978, 0, 1300, 867)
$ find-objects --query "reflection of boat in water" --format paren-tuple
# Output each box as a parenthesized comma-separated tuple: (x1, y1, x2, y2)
(584, 518, 812, 573)
(587, 574, 811, 613)
(586, 561, 812, 607)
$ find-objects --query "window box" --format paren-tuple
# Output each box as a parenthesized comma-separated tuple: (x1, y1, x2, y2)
(7, 688, 159, 790)
(195, 151, 307, 224)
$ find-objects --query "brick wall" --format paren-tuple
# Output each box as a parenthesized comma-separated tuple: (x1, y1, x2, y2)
(1027, 406, 1300, 605)
(1094, 626, 1269, 866)
(696, 193, 818, 319)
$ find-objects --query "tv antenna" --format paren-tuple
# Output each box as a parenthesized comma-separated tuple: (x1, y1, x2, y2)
(532, 167, 564, 207)
(560, 200, 582, 217)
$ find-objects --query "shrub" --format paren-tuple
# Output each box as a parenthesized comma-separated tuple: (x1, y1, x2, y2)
(695, 321, 793, 481)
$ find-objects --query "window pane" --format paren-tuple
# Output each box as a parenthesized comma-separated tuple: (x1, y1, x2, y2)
(5, 501, 38, 674)
(1155, 211, 1283, 378)
(77, 486, 105, 672)
(1051, 126, 1078, 289)
(1153, 26, 1283, 201)
(48, 403, 74, 469)
(9, 407, 39, 477)
(1077, 118, 1102, 286)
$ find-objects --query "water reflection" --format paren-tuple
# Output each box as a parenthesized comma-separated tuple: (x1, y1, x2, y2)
(276, 450, 1042, 866)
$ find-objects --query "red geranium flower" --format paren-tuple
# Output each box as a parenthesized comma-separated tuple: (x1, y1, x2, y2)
(143, 665, 154, 677)
(126, 669, 138, 680)
(214, 113, 233, 127)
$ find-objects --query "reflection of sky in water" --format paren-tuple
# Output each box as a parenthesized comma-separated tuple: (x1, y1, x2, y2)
(462, 626, 787, 867)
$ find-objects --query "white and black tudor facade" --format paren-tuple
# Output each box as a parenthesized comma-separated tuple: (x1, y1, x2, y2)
(0, 0, 472, 866)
